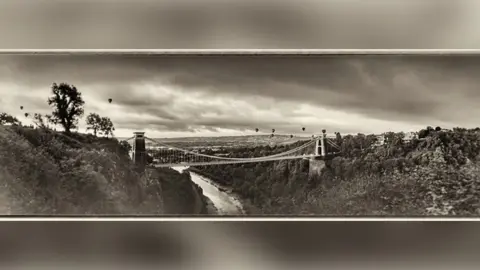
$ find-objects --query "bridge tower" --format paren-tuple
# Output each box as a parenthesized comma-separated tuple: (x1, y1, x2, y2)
(314, 129, 327, 157)
(310, 129, 327, 178)
(132, 132, 147, 168)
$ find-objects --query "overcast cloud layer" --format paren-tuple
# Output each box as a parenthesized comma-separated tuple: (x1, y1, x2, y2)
(0, 54, 478, 138)
(0, 0, 478, 49)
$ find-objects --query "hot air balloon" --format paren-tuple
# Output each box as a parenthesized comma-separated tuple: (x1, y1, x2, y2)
(290, 135, 293, 138)
(20, 106, 23, 110)
(271, 134, 274, 138)
(272, 129, 275, 133)
(108, 98, 112, 103)
(302, 127, 305, 131)
(322, 129, 326, 134)
(24, 113, 29, 118)
(255, 128, 259, 132)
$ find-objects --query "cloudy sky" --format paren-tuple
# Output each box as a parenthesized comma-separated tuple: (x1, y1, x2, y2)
(0, 53, 479, 138)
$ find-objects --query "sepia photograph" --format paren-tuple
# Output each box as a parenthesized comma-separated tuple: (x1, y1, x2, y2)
(3, 0, 480, 269)
(0, 52, 479, 216)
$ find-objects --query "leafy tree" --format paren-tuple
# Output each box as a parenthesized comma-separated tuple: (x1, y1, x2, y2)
(47, 83, 85, 133)
(119, 140, 132, 154)
(418, 129, 429, 139)
(85, 113, 102, 136)
(99, 117, 115, 138)
(335, 132, 343, 145)
(0, 112, 21, 125)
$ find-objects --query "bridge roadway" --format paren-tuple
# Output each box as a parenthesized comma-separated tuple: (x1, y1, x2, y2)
(152, 154, 317, 167)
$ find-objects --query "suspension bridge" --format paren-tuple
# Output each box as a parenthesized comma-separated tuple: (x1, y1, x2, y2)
(123, 131, 342, 168)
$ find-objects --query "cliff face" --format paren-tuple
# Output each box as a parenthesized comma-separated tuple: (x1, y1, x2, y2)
(193, 128, 480, 216)
(0, 125, 207, 215)
(152, 167, 208, 215)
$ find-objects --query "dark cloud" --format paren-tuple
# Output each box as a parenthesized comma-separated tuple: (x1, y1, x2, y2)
(0, 54, 479, 136)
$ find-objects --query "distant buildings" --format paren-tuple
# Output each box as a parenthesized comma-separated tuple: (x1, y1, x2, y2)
(372, 131, 417, 147)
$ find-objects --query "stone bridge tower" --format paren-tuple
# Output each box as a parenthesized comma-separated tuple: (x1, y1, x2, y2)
(309, 129, 327, 178)
(132, 132, 147, 169)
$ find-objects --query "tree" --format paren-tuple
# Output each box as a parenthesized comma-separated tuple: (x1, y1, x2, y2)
(85, 113, 102, 136)
(418, 129, 429, 139)
(47, 83, 85, 133)
(99, 117, 115, 138)
(0, 112, 21, 125)
(335, 132, 343, 146)
(32, 113, 54, 129)
(384, 131, 396, 144)
(119, 140, 132, 154)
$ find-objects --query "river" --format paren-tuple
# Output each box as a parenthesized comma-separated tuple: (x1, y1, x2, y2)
(171, 166, 245, 215)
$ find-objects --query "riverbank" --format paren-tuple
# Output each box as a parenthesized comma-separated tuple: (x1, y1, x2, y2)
(203, 196, 219, 215)
(172, 166, 245, 215)
(186, 167, 247, 215)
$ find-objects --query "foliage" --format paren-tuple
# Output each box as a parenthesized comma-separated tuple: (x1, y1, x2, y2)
(85, 113, 102, 136)
(0, 113, 21, 126)
(0, 125, 156, 214)
(192, 127, 480, 216)
(153, 168, 207, 214)
(0, 124, 211, 215)
(99, 117, 115, 138)
(119, 140, 132, 156)
(32, 113, 54, 129)
(86, 113, 115, 138)
(47, 82, 85, 133)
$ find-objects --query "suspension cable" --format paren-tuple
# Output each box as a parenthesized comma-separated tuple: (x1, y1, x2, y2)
(145, 136, 317, 161)
(144, 136, 319, 161)
(325, 138, 341, 150)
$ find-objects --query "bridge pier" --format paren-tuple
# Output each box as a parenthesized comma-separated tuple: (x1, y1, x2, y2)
(132, 132, 147, 170)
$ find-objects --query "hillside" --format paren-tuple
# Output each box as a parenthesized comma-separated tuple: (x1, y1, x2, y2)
(192, 127, 480, 216)
(0, 125, 207, 215)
